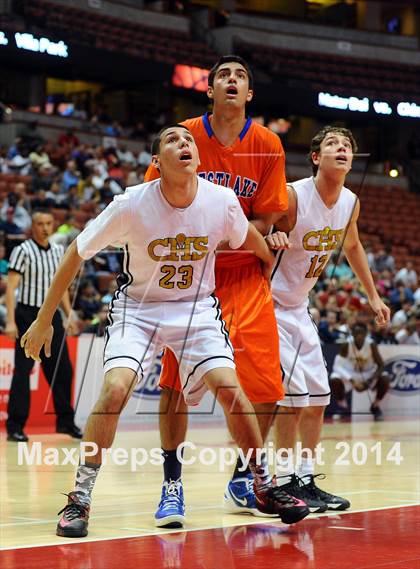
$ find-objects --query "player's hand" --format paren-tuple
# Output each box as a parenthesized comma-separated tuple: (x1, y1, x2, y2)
(5, 322, 18, 341)
(369, 296, 391, 327)
(20, 319, 54, 362)
(265, 231, 290, 251)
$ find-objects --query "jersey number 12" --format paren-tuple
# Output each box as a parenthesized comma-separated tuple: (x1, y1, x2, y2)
(305, 254, 329, 279)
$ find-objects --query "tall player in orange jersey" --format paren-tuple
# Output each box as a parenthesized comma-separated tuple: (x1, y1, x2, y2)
(145, 56, 288, 528)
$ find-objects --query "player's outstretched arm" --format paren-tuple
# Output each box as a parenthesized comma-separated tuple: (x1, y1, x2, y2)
(241, 222, 275, 280)
(343, 200, 390, 327)
(21, 240, 83, 361)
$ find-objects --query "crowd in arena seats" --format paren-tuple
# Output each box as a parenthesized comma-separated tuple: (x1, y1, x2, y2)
(0, 127, 419, 345)
(0, 123, 153, 334)
(310, 247, 419, 346)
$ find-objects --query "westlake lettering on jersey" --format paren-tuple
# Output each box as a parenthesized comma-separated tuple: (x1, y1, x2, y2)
(198, 172, 258, 198)
(148, 234, 209, 262)
(302, 227, 345, 252)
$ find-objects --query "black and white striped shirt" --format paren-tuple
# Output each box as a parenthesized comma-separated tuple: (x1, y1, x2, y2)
(8, 239, 64, 307)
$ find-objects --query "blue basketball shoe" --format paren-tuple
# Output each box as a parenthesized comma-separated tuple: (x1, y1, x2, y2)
(223, 474, 276, 517)
(155, 479, 186, 528)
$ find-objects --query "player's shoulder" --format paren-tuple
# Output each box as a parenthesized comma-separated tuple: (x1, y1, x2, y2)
(250, 122, 282, 149)
(288, 177, 313, 191)
(124, 179, 160, 200)
(181, 116, 204, 133)
(342, 184, 358, 201)
(197, 176, 237, 203)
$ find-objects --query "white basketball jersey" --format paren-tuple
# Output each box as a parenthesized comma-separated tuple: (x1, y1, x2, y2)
(347, 336, 376, 372)
(271, 176, 356, 307)
(77, 177, 248, 302)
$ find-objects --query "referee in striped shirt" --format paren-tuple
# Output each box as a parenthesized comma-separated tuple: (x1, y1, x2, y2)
(5, 209, 82, 442)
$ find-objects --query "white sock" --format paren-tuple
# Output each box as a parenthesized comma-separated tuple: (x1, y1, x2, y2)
(298, 457, 314, 484)
(276, 454, 295, 485)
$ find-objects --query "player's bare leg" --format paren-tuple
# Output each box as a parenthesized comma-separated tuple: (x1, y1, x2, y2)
(274, 406, 328, 513)
(159, 387, 188, 450)
(298, 405, 350, 510)
(300, 406, 325, 455)
(203, 367, 309, 523)
(253, 402, 277, 441)
(57, 367, 138, 537)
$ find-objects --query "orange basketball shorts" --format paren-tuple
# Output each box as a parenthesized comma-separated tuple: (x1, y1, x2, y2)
(159, 261, 284, 403)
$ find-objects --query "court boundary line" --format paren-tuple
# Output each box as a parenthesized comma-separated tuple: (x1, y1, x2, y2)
(1, 502, 419, 552)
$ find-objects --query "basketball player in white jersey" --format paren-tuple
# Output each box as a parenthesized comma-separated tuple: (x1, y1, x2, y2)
(267, 126, 390, 512)
(330, 322, 390, 421)
(21, 125, 309, 537)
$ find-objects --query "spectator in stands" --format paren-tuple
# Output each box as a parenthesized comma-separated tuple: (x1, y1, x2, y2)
(83, 302, 109, 336)
(374, 246, 395, 272)
(104, 121, 122, 138)
(364, 241, 375, 270)
(395, 261, 418, 288)
(61, 160, 81, 193)
(138, 143, 152, 168)
(85, 114, 102, 134)
(31, 189, 55, 210)
(80, 174, 97, 202)
(19, 121, 44, 151)
(76, 281, 102, 321)
(1, 193, 31, 232)
(391, 300, 414, 328)
(32, 162, 57, 193)
(0, 243, 8, 275)
(58, 129, 80, 148)
(45, 181, 68, 208)
(389, 281, 415, 310)
(318, 309, 343, 343)
(117, 143, 136, 166)
(99, 177, 123, 204)
(414, 286, 420, 307)
(50, 214, 80, 248)
(375, 269, 394, 297)
(29, 144, 52, 172)
(325, 253, 353, 281)
(0, 207, 27, 256)
(371, 326, 397, 345)
(66, 184, 81, 209)
(395, 315, 420, 345)
(130, 120, 146, 139)
(5, 145, 31, 176)
(13, 182, 31, 212)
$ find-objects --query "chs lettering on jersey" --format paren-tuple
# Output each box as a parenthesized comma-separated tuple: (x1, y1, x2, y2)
(76, 177, 249, 303)
(271, 176, 357, 308)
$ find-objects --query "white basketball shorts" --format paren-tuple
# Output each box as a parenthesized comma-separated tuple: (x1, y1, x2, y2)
(103, 293, 235, 406)
(330, 355, 378, 393)
(275, 301, 331, 407)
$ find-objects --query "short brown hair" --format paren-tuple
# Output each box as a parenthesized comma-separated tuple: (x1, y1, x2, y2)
(208, 55, 253, 90)
(151, 124, 191, 155)
(308, 126, 358, 175)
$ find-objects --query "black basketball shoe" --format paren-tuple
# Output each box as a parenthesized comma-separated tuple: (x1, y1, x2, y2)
(301, 474, 350, 511)
(277, 474, 327, 513)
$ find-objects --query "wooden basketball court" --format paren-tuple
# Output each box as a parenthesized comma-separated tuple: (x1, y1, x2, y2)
(1, 418, 419, 568)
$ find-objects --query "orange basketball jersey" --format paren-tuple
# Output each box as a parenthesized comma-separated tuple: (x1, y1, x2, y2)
(145, 113, 288, 267)
(145, 114, 287, 402)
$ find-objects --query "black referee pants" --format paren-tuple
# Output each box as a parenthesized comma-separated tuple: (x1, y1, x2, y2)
(6, 303, 75, 433)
